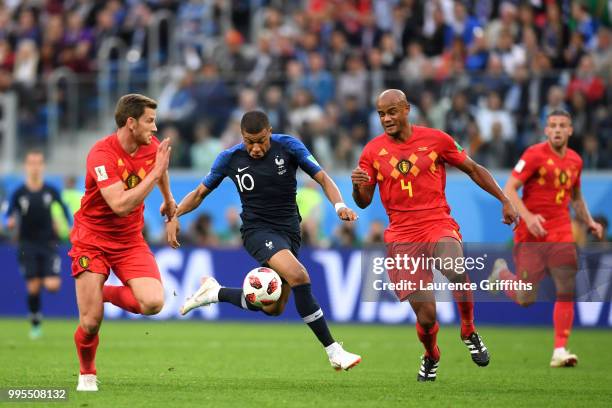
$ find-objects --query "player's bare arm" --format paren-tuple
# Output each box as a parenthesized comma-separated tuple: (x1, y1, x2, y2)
(351, 167, 375, 209)
(455, 156, 518, 226)
(166, 183, 213, 248)
(313, 170, 358, 221)
(157, 170, 177, 221)
(100, 138, 171, 217)
(504, 174, 547, 237)
(571, 185, 603, 240)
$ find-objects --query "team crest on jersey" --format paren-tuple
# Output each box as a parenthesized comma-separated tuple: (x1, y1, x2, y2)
(559, 170, 568, 185)
(78, 256, 90, 269)
(275, 155, 286, 175)
(126, 174, 141, 189)
(397, 159, 412, 175)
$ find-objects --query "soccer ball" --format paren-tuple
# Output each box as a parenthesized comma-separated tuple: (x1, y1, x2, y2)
(242, 267, 282, 307)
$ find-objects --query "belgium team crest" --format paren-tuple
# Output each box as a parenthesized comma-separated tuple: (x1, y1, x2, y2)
(126, 174, 141, 189)
(397, 159, 412, 175)
(78, 256, 90, 269)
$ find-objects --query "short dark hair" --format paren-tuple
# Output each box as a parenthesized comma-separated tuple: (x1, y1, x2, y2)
(547, 109, 572, 121)
(114, 94, 157, 127)
(240, 110, 270, 134)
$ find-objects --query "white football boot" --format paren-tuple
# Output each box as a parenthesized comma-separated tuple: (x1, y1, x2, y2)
(76, 374, 98, 391)
(180, 277, 221, 315)
(550, 348, 578, 367)
(326, 342, 362, 371)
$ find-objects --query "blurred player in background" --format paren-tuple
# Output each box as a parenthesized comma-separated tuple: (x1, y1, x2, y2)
(167, 110, 362, 371)
(69, 94, 175, 391)
(352, 89, 517, 381)
(5, 150, 72, 339)
(490, 110, 603, 367)
(51, 175, 84, 242)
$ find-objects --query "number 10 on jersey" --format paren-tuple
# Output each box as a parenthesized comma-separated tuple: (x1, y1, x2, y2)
(235, 174, 255, 192)
(400, 179, 413, 197)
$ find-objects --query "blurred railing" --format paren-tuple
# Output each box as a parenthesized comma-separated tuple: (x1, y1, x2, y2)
(0, 92, 17, 173)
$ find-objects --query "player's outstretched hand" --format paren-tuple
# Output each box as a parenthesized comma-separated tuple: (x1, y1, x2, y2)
(525, 212, 547, 237)
(154, 138, 172, 177)
(160, 199, 177, 221)
(166, 217, 181, 249)
(501, 199, 519, 229)
(337, 207, 358, 222)
(351, 167, 370, 186)
(588, 220, 604, 241)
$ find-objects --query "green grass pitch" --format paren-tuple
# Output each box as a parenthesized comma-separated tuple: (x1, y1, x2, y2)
(1, 319, 611, 407)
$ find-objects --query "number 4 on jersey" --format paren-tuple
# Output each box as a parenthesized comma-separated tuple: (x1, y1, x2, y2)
(401, 179, 413, 197)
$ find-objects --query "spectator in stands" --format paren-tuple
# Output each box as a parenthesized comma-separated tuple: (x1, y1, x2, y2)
(568, 91, 592, 155)
(288, 87, 323, 133)
(445, 91, 474, 145)
(540, 85, 568, 127)
(592, 27, 612, 76)
(566, 54, 606, 105)
(246, 32, 283, 92)
(190, 121, 222, 174)
(161, 125, 190, 168)
(261, 85, 289, 133)
(451, 0, 481, 48)
(302, 51, 335, 108)
(465, 27, 489, 72)
(422, 5, 452, 57)
(219, 207, 241, 247)
(188, 213, 220, 247)
(336, 51, 368, 108)
(364, 220, 385, 246)
(332, 222, 360, 248)
(193, 61, 232, 135)
(325, 29, 350, 75)
(157, 68, 197, 125)
(476, 90, 515, 146)
(13, 39, 38, 89)
(541, 2, 569, 68)
(214, 28, 253, 84)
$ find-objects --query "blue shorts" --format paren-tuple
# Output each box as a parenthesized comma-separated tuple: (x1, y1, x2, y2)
(242, 229, 301, 265)
(18, 241, 61, 280)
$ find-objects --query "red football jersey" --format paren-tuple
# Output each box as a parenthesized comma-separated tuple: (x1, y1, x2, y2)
(359, 126, 467, 242)
(511, 142, 582, 243)
(73, 134, 159, 241)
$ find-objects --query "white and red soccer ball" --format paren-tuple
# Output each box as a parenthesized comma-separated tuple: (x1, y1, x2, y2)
(242, 267, 282, 307)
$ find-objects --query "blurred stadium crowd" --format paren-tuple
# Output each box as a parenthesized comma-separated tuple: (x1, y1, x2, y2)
(0, 0, 610, 171)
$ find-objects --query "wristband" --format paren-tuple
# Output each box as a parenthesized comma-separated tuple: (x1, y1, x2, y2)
(334, 202, 347, 212)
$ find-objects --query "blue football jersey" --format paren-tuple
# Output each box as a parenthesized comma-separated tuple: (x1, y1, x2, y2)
(203, 134, 322, 233)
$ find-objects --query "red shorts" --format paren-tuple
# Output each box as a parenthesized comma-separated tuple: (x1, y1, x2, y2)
(513, 242, 578, 284)
(385, 219, 463, 301)
(68, 225, 160, 285)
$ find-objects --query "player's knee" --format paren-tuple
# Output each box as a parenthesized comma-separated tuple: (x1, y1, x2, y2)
(416, 307, 437, 329)
(80, 316, 101, 334)
(44, 281, 61, 292)
(286, 265, 310, 287)
(139, 295, 164, 315)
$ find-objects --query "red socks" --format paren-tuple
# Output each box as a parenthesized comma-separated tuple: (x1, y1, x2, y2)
(452, 276, 476, 338)
(103, 285, 142, 314)
(553, 301, 574, 348)
(74, 326, 99, 375)
(416, 321, 440, 361)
